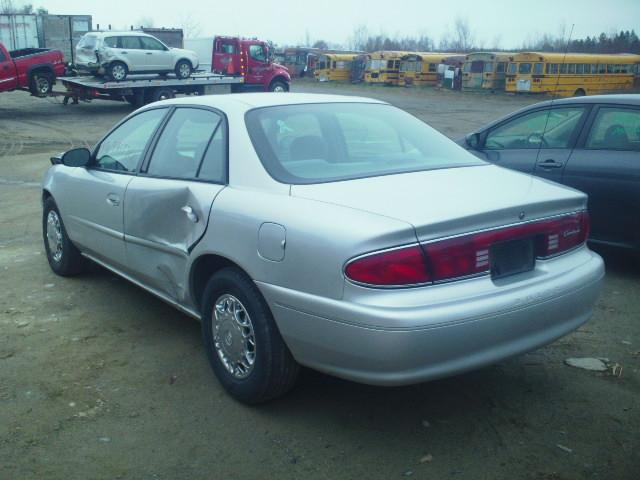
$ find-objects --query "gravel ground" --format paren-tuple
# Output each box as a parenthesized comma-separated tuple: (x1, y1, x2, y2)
(0, 81, 638, 480)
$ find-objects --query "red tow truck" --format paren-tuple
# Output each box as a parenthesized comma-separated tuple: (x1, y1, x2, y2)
(212, 36, 291, 92)
(0, 42, 66, 96)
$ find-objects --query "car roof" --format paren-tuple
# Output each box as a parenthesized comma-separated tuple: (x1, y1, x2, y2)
(87, 31, 155, 37)
(147, 93, 387, 112)
(527, 93, 640, 107)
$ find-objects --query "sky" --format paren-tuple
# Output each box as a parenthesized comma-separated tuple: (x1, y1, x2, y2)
(28, 0, 640, 48)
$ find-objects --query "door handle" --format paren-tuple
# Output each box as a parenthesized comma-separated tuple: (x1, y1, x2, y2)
(539, 159, 564, 169)
(121, 51, 128, 54)
(181, 205, 199, 223)
(146, 52, 153, 55)
(106, 194, 120, 206)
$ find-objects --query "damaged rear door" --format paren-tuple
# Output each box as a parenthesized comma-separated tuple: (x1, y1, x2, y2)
(123, 106, 228, 300)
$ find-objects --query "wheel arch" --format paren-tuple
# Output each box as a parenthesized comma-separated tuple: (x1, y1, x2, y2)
(189, 253, 252, 313)
(268, 75, 290, 91)
(27, 63, 55, 79)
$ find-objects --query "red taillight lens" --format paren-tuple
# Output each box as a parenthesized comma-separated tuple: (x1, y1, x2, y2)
(345, 211, 589, 287)
(344, 245, 430, 286)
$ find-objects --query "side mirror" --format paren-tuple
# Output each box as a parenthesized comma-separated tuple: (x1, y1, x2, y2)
(527, 133, 543, 145)
(465, 132, 480, 149)
(61, 147, 91, 167)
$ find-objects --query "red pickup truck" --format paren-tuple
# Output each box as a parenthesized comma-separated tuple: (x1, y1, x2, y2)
(0, 42, 66, 96)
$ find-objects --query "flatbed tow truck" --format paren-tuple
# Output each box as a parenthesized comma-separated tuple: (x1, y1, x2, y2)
(55, 72, 245, 107)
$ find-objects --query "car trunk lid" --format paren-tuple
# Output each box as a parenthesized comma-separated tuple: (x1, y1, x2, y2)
(290, 165, 587, 242)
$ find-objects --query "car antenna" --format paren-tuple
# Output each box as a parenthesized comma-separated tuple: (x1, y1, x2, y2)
(534, 23, 575, 169)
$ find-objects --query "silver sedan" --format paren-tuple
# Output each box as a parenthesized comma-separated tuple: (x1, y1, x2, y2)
(42, 93, 605, 403)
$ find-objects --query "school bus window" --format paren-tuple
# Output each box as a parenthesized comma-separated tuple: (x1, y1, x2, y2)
(546, 63, 558, 74)
(533, 63, 543, 75)
(507, 63, 517, 74)
(576, 64, 584, 74)
(496, 62, 506, 73)
(597, 64, 606, 73)
(483, 62, 494, 73)
(519, 63, 532, 74)
(560, 64, 567, 74)
(428, 63, 437, 73)
(332, 61, 336, 68)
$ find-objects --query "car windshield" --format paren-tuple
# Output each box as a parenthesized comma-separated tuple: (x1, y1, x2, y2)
(245, 103, 484, 184)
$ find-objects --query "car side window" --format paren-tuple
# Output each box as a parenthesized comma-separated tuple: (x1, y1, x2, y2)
(140, 36, 165, 51)
(0, 49, 6, 62)
(103, 37, 117, 48)
(249, 45, 267, 62)
(94, 108, 166, 172)
(120, 36, 141, 49)
(146, 108, 223, 180)
(198, 121, 227, 183)
(585, 108, 640, 151)
(485, 107, 585, 150)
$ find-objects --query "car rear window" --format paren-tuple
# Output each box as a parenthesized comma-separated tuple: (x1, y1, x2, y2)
(245, 103, 484, 184)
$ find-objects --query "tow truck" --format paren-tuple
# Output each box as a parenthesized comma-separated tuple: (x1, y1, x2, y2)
(57, 35, 291, 107)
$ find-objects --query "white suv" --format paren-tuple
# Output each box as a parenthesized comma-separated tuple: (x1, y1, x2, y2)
(76, 31, 199, 81)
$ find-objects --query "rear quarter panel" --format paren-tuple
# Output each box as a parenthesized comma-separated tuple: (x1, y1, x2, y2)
(187, 187, 417, 301)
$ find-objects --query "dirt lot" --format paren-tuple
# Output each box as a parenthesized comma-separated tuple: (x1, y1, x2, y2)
(1, 82, 638, 480)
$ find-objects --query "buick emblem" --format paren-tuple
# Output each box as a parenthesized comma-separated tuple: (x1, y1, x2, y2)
(518, 211, 526, 220)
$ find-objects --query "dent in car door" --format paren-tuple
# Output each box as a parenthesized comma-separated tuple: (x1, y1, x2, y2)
(123, 107, 228, 300)
(562, 105, 640, 248)
(124, 180, 224, 298)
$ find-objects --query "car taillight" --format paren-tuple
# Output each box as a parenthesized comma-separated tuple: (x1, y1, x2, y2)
(345, 211, 589, 287)
(344, 245, 430, 286)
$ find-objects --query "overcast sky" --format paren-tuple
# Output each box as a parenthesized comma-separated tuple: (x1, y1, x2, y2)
(36, 0, 640, 48)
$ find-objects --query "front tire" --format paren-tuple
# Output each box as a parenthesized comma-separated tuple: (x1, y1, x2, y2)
(43, 197, 85, 276)
(175, 59, 193, 79)
(269, 80, 289, 92)
(107, 61, 128, 81)
(201, 268, 299, 404)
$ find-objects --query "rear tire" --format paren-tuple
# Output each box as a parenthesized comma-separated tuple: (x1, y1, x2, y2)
(175, 60, 193, 79)
(201, 267, 299, 404)
(43, 197, 85, 276)
(574, 88, 586, 97)
(107, 61, 128, 81)
(148, 87, 175, 103)
(29, 72, 53, 96)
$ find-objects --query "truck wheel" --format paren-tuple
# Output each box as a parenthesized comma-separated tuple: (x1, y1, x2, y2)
(269, 80, 289, 92)
(107, 61, 128, 81)
(201, 267, 300, 404)
(30, 72, 53, 96)
(148, 87, 175, 103)
(175, 60, 193, 79)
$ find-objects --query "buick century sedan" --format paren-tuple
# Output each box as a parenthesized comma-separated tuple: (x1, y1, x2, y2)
(42, 93, 604, 403)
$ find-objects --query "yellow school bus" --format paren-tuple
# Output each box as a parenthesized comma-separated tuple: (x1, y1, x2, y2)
(505, 52, 640, 96)
(398, 53, 454, 86)
(314, 54, 358, 82)
(364, 51, 413, 85)
(462, 52, 511, 91)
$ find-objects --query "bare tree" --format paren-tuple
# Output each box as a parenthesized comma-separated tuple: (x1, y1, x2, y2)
(178, 13, 202, 39)
(453, 16, 474, 52)
(135, 16, 155, 28)
(349, 25, 369, 51)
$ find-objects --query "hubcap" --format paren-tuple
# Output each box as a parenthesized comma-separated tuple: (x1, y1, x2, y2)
(273, 85, 286, 92)
(112, 65, 126, 80)
(212, 294, 256, 379)
(179, 63, 190, 77)
(46, 211, 63, 263)
(36, 77, 49, 94)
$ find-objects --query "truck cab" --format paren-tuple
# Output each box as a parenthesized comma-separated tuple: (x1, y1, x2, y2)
(212, 36, 290, 92)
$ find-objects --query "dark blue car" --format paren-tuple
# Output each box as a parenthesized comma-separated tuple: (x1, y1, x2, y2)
(461, 94, 640, 251)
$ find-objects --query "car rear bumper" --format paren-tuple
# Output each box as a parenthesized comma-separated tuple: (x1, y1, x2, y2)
(257, 248, 604, 386)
